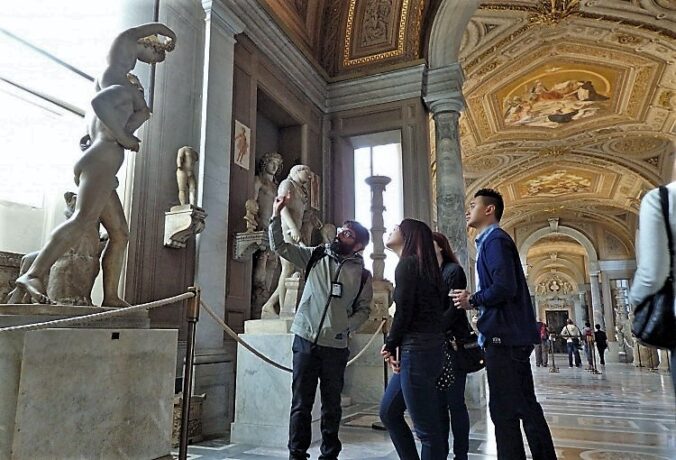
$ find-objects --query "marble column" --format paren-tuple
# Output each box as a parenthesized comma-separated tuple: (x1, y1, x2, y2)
(424, 65, 467, 270)
(578, 292, 588, 323)
(193, 0, 244, 436)
(424, 65, 485, 409)
(589, 272, 604, 330)
(601, 273, 616, 341)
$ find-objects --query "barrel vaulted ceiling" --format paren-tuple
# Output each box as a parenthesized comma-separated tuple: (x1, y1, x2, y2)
(261, 0, 674, 265)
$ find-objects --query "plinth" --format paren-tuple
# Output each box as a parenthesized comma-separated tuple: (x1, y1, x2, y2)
(0, 304, 176, 460)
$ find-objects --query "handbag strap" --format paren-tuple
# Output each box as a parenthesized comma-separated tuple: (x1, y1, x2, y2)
(658, 186, 674, 280)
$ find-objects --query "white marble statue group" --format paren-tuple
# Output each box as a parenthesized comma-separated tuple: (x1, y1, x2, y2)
(7, 23, 177, 307)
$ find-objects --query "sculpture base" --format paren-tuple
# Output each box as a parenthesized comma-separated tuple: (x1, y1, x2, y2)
(230, 326, 320, 448)
(0, 325, 176, 460)
(164, 205, 207, 248)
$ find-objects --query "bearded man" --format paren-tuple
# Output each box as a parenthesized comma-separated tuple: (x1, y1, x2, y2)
(268, 193, 373, 460)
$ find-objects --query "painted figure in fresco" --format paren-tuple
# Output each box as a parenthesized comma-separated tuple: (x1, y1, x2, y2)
(261, 164, 312, 317)
(234, 125, 249, 164)
(176, 146, 199, 206)
(15, 23, 176, 306)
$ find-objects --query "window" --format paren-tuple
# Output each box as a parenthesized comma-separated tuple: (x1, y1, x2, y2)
(353, 131, 404, 282)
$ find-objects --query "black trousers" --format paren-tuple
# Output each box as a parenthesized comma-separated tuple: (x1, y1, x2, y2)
(288, 335, 349, 460)
(484, 344, 557, 460)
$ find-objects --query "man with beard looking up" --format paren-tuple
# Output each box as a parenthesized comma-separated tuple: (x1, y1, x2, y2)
(269, 193, 373, 460)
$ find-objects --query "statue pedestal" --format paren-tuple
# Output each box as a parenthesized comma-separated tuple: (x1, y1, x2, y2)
(231, 319, 320, 448)
(281, 275, 302, 318)
(164, 204, 207, 248)
(0, 306, 176, 460)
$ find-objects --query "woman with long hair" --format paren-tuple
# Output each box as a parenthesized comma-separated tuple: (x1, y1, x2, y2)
(379, 219, 446, 460)
(432, 232, 471, 460)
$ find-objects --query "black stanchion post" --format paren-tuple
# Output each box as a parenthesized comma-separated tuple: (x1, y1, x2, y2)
(179, 286, 200, 460)
(549, 334, 559, 373)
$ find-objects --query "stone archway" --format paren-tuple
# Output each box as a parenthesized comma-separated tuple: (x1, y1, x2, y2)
(519, 225, 599, 271)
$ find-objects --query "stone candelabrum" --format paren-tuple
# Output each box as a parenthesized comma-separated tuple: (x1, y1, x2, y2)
(361, 175, 394, 333)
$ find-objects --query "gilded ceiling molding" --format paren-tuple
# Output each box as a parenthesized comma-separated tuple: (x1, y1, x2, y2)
(343, 0, 410, 67)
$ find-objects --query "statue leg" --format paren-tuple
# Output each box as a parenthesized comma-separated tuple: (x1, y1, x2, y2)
(261, 258, 294, 317)
(16, 170, 114, 304)
(99, 192, 130, 307)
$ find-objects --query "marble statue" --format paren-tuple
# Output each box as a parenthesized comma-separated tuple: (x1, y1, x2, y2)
(15, 23, 176, 306)
(243, 199, 259, 233)
(251, 153, 284, 317)
(176, 146, 199, 206)
(6, 192, 106, 305)
(261, 164, 311, 318)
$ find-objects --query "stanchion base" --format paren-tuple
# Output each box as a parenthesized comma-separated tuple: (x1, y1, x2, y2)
(549, 366, 560, 373)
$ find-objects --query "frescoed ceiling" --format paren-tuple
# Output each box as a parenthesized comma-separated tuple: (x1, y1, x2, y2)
(459, 0, 675, 271)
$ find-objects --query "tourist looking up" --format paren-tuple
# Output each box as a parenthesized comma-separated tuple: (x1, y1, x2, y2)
(451, 188, 556, 460)
(432, 231, 471, 460)
(269, 193, 373, 460)
(379, 219, 446, 460)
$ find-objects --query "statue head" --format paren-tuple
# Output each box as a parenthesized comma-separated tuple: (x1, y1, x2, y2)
(290, 165, 311, 184)
(257, 152, 284, 177)
(245, 199, 259, 213)
(137, 34, 174, 63)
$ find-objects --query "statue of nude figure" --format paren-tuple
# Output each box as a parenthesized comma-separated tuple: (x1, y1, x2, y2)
(15, 23, 176, 306)
(176, 146, 199, 206)
(261, 164, 311, 317)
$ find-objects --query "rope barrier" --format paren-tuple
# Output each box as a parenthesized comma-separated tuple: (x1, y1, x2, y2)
(0, 292, 195, 333)
(199, 299, 386, 373)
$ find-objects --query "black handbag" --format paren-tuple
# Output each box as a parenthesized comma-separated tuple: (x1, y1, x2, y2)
(632, 186, 676, 350)
(453, 332, 485, 373)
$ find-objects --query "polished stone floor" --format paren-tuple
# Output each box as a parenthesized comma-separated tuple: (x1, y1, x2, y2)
(173, 357, 675, 459)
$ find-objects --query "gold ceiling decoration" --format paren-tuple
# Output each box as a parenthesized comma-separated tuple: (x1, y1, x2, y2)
(528, 0, 581, 27)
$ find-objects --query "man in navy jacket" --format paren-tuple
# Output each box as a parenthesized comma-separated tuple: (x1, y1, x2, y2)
(452, 189, 556, 460)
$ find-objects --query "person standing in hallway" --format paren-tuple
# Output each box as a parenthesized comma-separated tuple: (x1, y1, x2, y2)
(451, 189, 556, 460)
(535, 320, 550, 367)
(561, 319, 583, 368)
(594, 324, 608, 366)
(432, 232, 471, 460)
(629, 164, 676, 396)
(583, 322, 594, 369)
(379, 219, 446, 460)
(269, 194, 373, 460)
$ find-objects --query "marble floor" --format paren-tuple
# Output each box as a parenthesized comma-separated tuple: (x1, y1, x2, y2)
(173, 358, 675, 459)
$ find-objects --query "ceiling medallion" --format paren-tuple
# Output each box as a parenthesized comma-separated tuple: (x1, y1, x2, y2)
(529, 0, 581, 27)
(540, 146, 570, 157)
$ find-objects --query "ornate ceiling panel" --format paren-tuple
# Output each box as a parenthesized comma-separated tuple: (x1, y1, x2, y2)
(457, 1, 675, 261)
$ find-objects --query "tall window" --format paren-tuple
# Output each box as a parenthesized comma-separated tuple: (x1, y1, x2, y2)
(353, 131, 404, 282)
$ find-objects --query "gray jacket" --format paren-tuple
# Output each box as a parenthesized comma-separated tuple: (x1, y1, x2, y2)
(269, 215, 373, 348)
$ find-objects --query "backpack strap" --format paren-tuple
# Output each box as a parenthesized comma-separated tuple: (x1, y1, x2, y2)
(351, 269, 370, 308)
(658, 186, 674, 280)
(305, 246, 327, 282)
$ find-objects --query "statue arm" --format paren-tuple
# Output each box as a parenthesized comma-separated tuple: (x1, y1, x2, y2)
(177, 151, 184, 169)
(91, 85, 138, 149)
(268, 215, 313, 269)
(124, 23, 177, 45)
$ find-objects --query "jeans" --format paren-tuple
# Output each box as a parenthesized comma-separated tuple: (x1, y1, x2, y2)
(379, 333, 445, 460)
(438, 369, 469, 460)
(596, 345, 606, 365)
(566, 342, 581, 367)
(484, 344, 556, 460)
(288, 335, 349, 460)
(534, 341, 549, 367)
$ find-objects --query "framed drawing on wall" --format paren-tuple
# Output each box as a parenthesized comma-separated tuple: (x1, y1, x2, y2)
(233, 120, 251, 170)
(310, 172, 321, 210)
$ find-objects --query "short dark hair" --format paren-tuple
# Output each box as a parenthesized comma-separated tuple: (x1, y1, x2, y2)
(343, 220, 370, 247)
(595, 324, 601, 330)
(474, 188, 504, 221)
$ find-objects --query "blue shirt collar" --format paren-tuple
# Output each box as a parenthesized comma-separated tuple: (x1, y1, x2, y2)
(475, 223, 499, 249)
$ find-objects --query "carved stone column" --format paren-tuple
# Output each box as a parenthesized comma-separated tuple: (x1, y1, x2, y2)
(589, 272, 604, 329)
(361, 176, 394, 333)
(423, 65, 468, 271)
(193, 0, 244, 437)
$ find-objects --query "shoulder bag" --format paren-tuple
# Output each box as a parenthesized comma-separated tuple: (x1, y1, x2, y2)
(632, 187, 676, 350)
